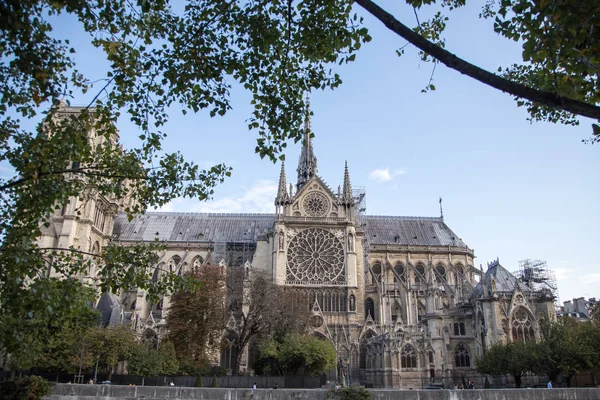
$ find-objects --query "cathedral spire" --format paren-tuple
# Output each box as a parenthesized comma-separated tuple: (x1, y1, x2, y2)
(275, 161, 289, 205)
(342, 160, 353, 204)
(296, 93, 318, 191)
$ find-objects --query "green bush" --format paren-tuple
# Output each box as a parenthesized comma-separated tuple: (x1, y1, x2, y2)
(195, 374, 203, 387)
(211, 375, 218, 387)
(0, 376, 52, 400)
(327, 385, 370, 400)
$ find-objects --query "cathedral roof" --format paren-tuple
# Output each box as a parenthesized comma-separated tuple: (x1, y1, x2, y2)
(364, 215, 466, 247)
(471, 259, 531, 298)
(113, 212, 275, 243)
(113, 212, 468, 248)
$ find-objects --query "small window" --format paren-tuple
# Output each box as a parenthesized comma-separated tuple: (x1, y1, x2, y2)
(401, 345, 417, 368)
(454, 344, 471, 368)
(365, 298, 375, 320)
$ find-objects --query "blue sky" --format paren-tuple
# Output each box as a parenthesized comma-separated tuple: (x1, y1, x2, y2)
(13, 1, 600, 303)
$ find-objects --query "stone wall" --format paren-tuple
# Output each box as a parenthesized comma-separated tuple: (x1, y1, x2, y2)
(45, 384, 600, 400)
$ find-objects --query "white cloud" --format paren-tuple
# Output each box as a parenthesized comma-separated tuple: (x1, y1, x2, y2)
(368, 168, 393, 182)
(583, 273, 600, 283)
(553, 267, 573, 281)
(156, 180, 277, 214)
(368, 167, 408, 183)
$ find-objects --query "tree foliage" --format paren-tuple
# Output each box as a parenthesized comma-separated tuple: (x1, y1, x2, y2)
(534, 317, 597, 386)
(127, 341, 179, 385)
(0, 0, 369, 355)
(355, 0, 600, 141)
(3, 278, 99, 372)
(256, 333, 336, 376)
(225, 270, 310, 375)
(476, 340, 537, 388)
(85, 326, 138, 379)
(166, 266, 226, 373)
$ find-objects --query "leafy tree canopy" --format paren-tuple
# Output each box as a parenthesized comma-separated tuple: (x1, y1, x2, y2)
(166, 266, 226, 373)
(0, 0, 368, 354)
(127, 341, 179, 385)
(535, 317, 596, 385)
(3, 278, 99, 370)
(355, 0, 600, 141)
(225, 271, 310, 374)
(256, 333, 336, 376)
(475, 340, 537, 388)
(85, 326, 138, 379)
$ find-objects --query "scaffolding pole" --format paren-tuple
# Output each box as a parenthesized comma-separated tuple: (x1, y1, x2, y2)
(513, 259, 560, 304)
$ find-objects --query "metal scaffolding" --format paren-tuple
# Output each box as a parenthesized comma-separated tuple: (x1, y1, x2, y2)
(513, 259, 560, 304)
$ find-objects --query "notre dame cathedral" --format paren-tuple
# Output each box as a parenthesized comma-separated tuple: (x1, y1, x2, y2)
(39, 103, 556, 388)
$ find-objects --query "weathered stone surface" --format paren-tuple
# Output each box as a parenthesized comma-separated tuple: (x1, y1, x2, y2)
(45, 384, 600, 400)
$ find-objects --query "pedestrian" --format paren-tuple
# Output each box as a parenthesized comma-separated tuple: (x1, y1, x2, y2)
(453, 383, 458, 390)
(273, 383, 278, 389)
(252, 382, 257, 390)
(547, 381, 553, 389)
(169, 381, 175, 387)
(88, 379, 93, 385)
(467, 381, 474, 389)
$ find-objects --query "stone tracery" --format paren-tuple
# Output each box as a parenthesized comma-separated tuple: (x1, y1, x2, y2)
(511, 306, 535, 342)
(286, 228, 345, 284)
(302, 191, 329, 217)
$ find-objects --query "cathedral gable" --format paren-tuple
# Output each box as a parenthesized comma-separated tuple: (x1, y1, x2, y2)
(290, 177, 341, 218)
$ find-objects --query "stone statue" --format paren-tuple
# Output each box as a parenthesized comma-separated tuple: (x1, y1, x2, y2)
(279, 231, 284, 250)
(337, 359, 347, 386)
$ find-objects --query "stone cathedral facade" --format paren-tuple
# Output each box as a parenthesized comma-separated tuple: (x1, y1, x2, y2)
(39, 104, 555, 388)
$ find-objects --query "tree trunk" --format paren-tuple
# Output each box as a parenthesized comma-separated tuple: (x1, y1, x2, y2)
(514, 375, 522, 388)
(108, 366, 113, 381)
(233, 349, 243, 375)
(566, 375, 572, 387)
(56, 371, 60, 383)
(141, 376, 145, 386)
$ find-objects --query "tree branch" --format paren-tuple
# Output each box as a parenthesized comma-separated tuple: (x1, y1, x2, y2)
(355, 0, 600, 121)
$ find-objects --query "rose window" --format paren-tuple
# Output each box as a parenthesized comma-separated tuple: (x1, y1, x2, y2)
(302, 192, 329, 217)
(286, 228, 345, 284)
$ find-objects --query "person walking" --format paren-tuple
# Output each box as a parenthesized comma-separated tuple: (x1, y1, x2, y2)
(547, 381, 553, 389)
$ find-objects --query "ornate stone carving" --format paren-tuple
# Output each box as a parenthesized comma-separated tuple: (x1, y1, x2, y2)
(286, 228, 345, 284)
(302, 191, 329, 217)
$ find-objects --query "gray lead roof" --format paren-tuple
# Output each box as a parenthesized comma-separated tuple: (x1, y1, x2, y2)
(471, 261, 531, 298)
(113, 212, 467, 247)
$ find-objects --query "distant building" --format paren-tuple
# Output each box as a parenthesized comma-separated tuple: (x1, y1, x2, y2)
(557, 297, 598, 320)
(40, 102, 556, 388)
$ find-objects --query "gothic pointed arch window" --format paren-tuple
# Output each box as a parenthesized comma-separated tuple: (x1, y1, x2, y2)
(371, 263, 382, 284)
(415, 264, 425, 285)
(511, 307, 535, 342)
(192, 256, 204, 273)
(436, 264, 446, 280)
(394, 263, 405, 283)
(365, 297, 375, 321)
(401, 344, 417, 368)
(360, 329, 377, 369)
(454, 344, 471, 368)
(168, 255, 181, 273)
